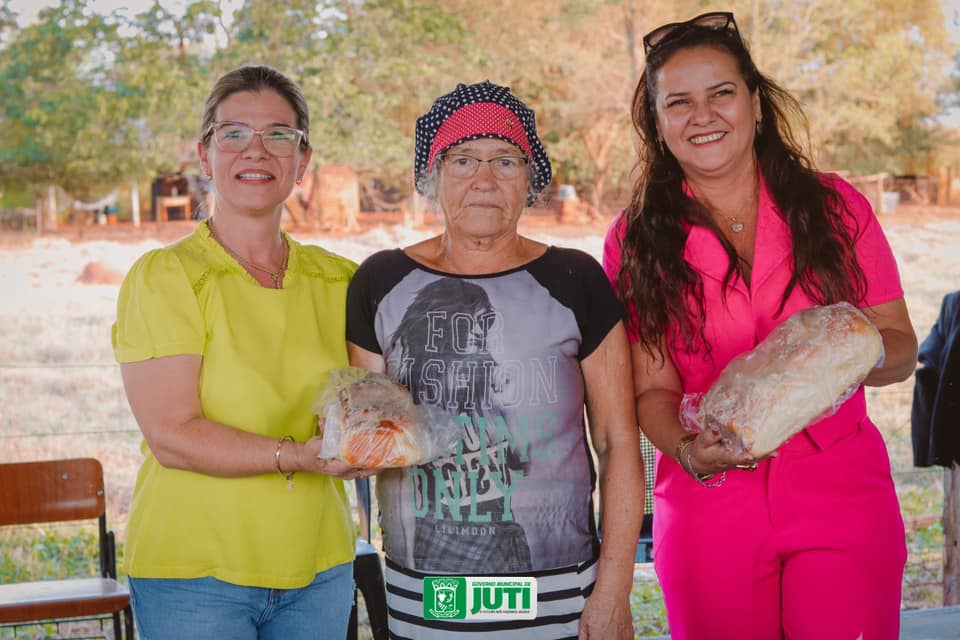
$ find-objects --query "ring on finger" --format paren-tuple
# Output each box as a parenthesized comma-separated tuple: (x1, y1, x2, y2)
(735, 462, 758, 472)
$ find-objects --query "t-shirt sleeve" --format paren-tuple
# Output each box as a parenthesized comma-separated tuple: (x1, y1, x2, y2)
(830, 176, 904, 308)
(603, 210, 642, 343)
(602, 211, 626, 289)
(346, 250, 407, 355)
(112, 249, 204, 363)
(345, 264, 381, 354)
(539, 248, 623, 360)
(576, 252, 625, 360)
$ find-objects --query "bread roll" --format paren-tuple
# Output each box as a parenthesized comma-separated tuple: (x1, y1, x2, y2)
(700, 302, 883, 457)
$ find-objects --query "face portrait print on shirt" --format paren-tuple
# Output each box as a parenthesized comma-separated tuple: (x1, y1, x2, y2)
(387, 278, 531, 524)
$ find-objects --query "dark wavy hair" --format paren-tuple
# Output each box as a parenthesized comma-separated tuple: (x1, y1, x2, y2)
(617, 24, 867, 360)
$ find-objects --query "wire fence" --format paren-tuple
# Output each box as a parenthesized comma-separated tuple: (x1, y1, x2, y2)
(0, 360, 949, 610)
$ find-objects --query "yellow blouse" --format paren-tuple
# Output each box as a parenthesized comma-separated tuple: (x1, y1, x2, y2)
(113, 221, 357, 588)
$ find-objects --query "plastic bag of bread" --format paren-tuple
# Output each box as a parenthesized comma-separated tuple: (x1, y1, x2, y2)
(687, 302, 884, 458)
(314, 367, 459, 468)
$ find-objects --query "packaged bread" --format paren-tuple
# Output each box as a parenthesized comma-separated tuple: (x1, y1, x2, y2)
(315, 367, 459, 468)
(696, 302, 884, 457)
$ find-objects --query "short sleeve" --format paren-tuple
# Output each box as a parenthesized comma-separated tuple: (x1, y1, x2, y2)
(345, 261, 381, 354)
(602, 211, 627, 289)
(112, 249, 205, 363)
(575, 251, 624, 360)
(528, 247, 624, 360)
(603, 211, 641, 343)
(830, 176, 904, 308)
(346, 250, 413, 355)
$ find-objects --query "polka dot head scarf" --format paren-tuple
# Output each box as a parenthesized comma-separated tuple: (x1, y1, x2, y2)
(415, 81, 552, 205)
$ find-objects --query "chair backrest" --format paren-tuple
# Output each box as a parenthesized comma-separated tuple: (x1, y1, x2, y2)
(0, 458, 133, 638)
(0, 459, 106, 527)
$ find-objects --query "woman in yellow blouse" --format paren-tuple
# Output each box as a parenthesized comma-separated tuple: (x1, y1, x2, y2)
(113, 65, 362, 640)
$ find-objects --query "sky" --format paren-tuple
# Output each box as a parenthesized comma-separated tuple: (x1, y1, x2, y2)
(9, 0, 960, 36)
(6, 0, 239, 26)
(9, 0, 960, 26)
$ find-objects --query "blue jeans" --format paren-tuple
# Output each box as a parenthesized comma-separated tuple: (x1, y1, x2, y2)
(129, 562, 354, 640)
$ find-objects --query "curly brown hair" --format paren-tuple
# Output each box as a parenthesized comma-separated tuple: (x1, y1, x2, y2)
(617, 24, 867, 361)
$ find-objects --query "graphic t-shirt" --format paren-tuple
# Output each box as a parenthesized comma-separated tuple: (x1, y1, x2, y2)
(347, 247, 622, 574)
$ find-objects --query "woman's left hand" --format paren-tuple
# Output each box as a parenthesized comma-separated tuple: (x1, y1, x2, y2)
(579, 588, 633, 639)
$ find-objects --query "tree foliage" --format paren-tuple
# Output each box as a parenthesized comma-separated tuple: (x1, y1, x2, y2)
(0, 0, 956, 208)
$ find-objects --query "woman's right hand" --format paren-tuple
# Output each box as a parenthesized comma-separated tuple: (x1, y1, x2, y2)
(683, 427, 759, 477)
(299, 436, 379, 479)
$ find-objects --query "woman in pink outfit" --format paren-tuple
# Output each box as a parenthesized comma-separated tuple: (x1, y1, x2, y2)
(603, 11, 918, 640)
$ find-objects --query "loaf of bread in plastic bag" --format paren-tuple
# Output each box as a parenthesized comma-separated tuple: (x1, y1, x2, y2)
(700, 302, 883, 457)
(315, 367, 458, 468)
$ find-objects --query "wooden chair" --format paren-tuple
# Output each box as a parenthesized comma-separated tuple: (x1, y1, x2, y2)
(0, 458, 134, 639)
(347, 477, 388, 640)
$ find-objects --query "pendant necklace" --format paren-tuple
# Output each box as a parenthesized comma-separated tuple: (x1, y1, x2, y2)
(209, 220, 289, 289)
(726, 216, 745, 233)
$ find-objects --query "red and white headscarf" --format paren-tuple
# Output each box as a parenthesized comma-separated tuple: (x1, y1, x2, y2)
(414, 81, 552, 205)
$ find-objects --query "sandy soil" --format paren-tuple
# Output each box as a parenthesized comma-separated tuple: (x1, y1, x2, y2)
(1, 204, 959, 615)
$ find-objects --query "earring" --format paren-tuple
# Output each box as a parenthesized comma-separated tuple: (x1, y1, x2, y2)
(755, 120, 763, 136)
(656, 137, 666, 155)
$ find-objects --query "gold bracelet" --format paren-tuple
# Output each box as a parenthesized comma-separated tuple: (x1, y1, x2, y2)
(675, 433, 697, 463)
(684, 446, 726, 488)
(275, 435, 296, 491)
(676, 433, 726, 488)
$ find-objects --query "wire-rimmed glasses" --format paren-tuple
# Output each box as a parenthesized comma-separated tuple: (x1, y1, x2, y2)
(441, 153, 529, 181)
(206, 121, 306, 157)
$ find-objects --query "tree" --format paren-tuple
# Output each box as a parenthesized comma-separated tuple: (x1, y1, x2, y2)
(0, 0, 125, 198)
(110, 1, 222, 176)
(0, 0, 955, 216)
(733, 0, 952, 174)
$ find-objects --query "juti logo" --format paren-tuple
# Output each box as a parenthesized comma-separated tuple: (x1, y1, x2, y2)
(424, 577, 537, 621)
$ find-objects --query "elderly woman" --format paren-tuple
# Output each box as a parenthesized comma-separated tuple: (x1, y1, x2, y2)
(603, 12, 918, 640)
(113, 66, 364, 639)
(347, 81, 644, 639)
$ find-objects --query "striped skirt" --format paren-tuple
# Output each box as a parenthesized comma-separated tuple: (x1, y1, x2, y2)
(383, 556, 598, 639)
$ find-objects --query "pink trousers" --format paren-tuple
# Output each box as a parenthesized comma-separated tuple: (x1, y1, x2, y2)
(653, 418, 906, 640)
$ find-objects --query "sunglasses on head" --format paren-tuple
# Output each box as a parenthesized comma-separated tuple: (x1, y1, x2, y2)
(642, 11, 740, 56)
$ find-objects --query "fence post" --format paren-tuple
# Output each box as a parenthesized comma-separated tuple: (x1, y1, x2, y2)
(131, 180, 141, 227)
(944, 462, 960, 605)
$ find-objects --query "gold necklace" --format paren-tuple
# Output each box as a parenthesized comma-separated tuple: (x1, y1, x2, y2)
(717, 183, 758, 234)
(209, 220, 289, 289)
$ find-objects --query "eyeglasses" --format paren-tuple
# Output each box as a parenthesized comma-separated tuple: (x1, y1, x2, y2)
(206, 121, 306, 157)
(642, 12, 739, 56)
(441, 153, 529, 181)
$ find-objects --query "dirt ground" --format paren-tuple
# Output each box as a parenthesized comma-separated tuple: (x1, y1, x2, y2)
(1, 202, 955, 249)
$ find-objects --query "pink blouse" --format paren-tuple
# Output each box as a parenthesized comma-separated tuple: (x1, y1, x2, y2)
(603, 174, 903, 451)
